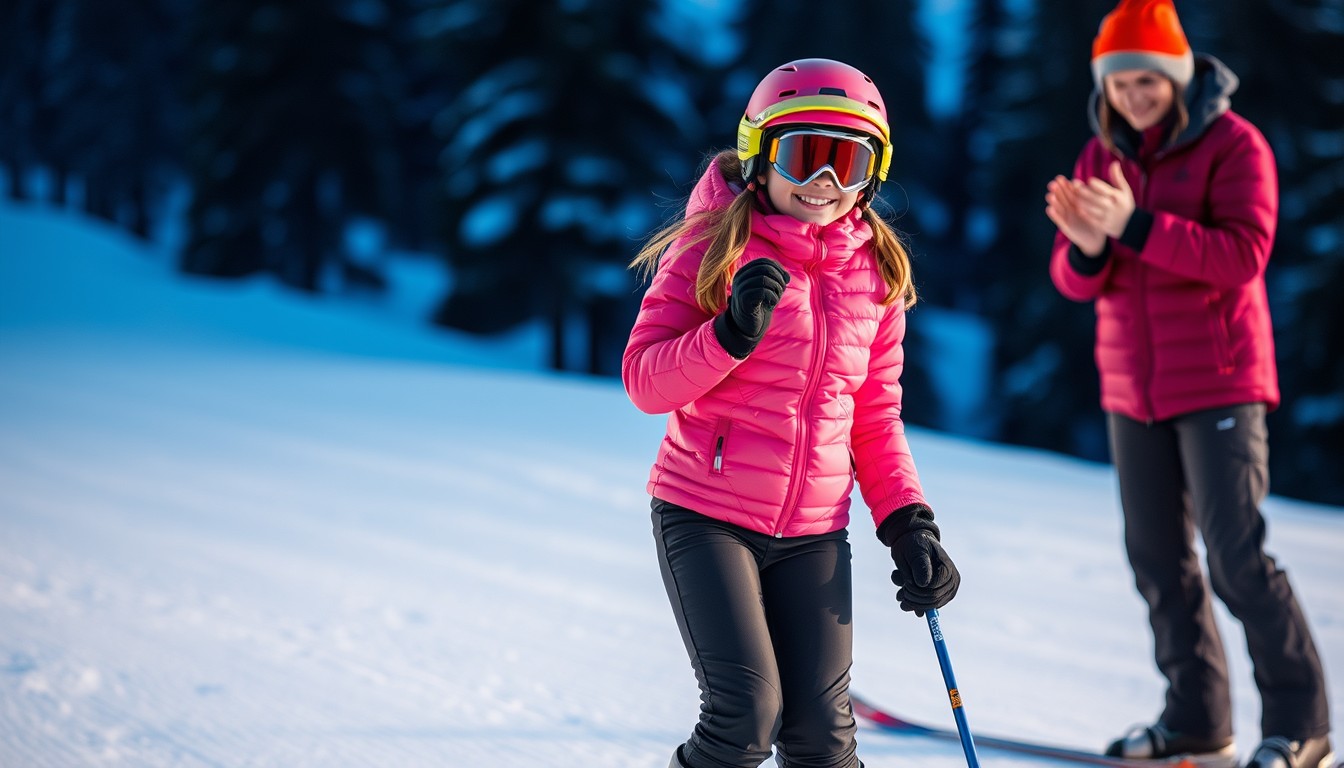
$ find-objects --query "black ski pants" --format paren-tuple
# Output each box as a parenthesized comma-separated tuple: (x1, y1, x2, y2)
(1108, 403, 1329, 742)
(652, 499, 861, 768)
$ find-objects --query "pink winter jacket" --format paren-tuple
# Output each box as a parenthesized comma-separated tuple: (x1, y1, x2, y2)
(623, 163, 927, 538)
(1050, 58, 1280, 422)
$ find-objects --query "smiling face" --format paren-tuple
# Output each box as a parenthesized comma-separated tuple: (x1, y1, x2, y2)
(762, 165, 861, 226)
(1103, 69, 1177, 131)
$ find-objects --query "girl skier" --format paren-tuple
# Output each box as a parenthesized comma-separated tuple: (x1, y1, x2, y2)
(624, 58, 960, 768)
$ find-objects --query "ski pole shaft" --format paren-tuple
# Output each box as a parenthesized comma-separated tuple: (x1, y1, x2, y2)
(925, 608, 981, 768)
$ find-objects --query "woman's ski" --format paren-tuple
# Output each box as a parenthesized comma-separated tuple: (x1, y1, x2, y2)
(850, 692, 1214, 767)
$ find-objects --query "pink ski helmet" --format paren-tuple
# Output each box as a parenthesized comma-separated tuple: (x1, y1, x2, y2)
(737, 59, 892, 191)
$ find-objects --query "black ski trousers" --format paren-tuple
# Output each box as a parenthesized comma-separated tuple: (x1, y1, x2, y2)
(1108, 403, 1329, 742)
(652, 499, 861, 768)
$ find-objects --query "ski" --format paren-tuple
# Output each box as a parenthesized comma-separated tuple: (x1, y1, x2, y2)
(851, 692, 1223, 768)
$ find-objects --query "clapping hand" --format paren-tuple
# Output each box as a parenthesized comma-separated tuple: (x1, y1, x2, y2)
(1045, 161, 1135, 257)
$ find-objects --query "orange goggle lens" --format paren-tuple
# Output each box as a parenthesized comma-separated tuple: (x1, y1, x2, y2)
(769, 130, 876, 193)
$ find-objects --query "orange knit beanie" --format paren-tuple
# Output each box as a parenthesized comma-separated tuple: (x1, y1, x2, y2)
(1091, 0, 1193, 89)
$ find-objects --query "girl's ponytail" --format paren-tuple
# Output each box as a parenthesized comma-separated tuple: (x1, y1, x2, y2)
(864, 207, 917, 309)
(629, 151, 757, 315)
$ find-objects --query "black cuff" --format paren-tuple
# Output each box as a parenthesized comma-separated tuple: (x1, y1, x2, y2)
(1118, 208, 1154, 253)
(876, 503, 939, 546)
(713, 311, 762, 359)
(1068, 241, 1110, 276)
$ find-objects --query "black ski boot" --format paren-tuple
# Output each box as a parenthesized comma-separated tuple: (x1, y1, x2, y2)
(1244, 735, 1334, 768)
(1104, 722, 1237, 766)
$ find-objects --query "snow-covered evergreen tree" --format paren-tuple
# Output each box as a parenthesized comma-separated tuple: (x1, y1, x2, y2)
(46, 0, 188, 237)
(965, 0, 1112, 461)
(0, 0, 61, 202)
(1199, 0, 1344, 504)
(181, 0, 401, 291)
(430, 0, 705, 373)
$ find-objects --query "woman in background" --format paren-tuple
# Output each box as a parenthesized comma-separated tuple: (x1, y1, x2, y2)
(1045, 2, 1331, 766)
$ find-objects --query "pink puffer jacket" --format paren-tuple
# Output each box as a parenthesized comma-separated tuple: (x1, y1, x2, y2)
(623, 163, 927, 538)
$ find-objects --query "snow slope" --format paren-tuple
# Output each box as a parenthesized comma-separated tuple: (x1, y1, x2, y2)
(1, 202, 1340, 767)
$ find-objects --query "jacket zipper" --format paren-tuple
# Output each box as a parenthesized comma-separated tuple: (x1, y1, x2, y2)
(1134, 161, 1155, 423)
(776, 234, 826, 537)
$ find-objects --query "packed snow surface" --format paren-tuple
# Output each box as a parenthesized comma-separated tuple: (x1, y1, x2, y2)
(2, 203, 1340, 766)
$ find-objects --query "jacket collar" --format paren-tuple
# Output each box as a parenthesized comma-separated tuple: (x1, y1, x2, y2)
(687, 161, 873, 263)
(1088, 53, 1239, 159)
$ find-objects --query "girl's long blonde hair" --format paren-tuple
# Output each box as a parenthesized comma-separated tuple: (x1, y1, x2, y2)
(629, 150, 917, 314)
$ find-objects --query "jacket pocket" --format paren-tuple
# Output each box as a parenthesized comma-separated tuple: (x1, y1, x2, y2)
(1206, 292, 1234, 374)
(709, 417, 732, 474)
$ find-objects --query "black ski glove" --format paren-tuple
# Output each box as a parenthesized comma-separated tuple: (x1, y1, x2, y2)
(877, 503, 961, 617)
(713, 258, 790, 359)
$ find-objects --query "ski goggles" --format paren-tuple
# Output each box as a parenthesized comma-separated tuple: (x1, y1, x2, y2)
(767, 129, 878, 193)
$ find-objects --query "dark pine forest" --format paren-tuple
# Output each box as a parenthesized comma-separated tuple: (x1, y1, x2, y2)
(2, 0, 1341, 504)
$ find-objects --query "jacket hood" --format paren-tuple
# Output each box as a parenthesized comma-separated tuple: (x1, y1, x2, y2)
(1088, 53, 1239, 157)
(685, 157, 743, 218)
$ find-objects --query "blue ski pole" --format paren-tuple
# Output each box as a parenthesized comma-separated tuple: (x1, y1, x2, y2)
(925, 608, 981, 768)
